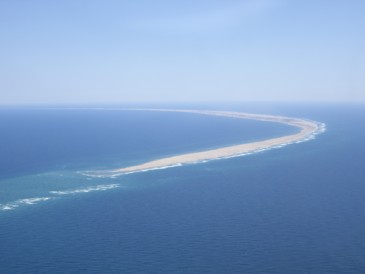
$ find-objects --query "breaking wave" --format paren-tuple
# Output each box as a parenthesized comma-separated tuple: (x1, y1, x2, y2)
(50, 184, 120, 195)
(0, 184, 121, 212)
(0, 197, 53, 211)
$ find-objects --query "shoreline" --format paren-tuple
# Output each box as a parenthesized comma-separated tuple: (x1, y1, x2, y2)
(91, 109, 325, 177)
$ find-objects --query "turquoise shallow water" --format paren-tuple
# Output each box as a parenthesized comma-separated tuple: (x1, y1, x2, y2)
(1, 104, 364, 273)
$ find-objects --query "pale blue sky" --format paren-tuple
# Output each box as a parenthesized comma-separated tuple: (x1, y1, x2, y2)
(0, 0, 364, 104)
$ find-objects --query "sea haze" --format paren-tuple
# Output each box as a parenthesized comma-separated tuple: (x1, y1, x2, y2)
(0, 104, 365, 273)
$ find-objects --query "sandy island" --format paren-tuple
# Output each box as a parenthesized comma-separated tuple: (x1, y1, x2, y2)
(97, 109, 324, 177)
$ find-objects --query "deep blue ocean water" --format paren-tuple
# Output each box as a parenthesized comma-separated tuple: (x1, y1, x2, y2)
(0, 104, 364, 273)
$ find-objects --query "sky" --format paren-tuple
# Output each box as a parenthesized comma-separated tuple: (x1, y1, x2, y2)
(0, 0, 364, 104)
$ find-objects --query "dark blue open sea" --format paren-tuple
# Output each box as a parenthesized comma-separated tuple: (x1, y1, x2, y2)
(0, 103, 364, 273)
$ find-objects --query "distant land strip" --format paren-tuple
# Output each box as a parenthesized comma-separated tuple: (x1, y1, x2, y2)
(96, 109, 325, 177)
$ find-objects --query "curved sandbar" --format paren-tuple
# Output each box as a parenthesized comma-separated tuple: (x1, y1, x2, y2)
(104, 109, 324, 176)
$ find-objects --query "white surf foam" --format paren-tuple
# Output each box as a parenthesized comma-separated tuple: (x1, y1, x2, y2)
(0, 184, 122, 212)
(123, 163, 183, 175)
(82, 163, 185, 178)
(0, 197, 54, 211)
(49, 184, 120, 195)
(78, 171, 115, 179)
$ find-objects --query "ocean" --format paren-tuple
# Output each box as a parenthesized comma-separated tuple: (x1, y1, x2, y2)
(0, 103, 364, 273)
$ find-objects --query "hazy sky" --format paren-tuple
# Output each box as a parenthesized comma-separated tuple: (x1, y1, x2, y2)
(1, 0, 364, 104)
